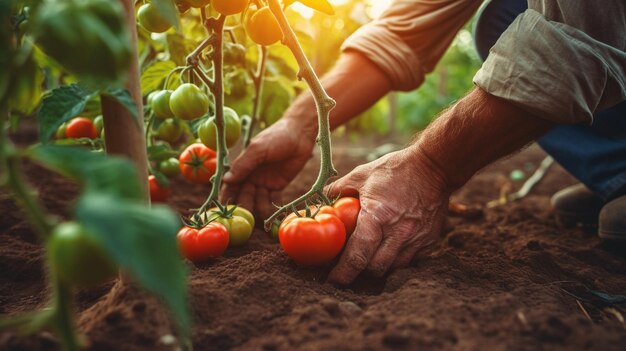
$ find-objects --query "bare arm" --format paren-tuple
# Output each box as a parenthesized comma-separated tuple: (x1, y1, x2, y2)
(325, 88, 555, 284)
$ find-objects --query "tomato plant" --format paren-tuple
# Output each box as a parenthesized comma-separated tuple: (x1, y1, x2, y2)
(179, 143, 217, 184)
(47, 222, 117, 287)
(159, 157, 180, 177)
(151, 90, 175, 119)
(177, 223, 229, 262)
(198, 107, 242, 150)
(278, 211, 346, 266)
(155, 118, 185, 143)
(65, 117, 98, 139)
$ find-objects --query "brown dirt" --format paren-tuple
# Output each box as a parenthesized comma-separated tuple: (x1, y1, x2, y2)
(2, 127, 626, 351)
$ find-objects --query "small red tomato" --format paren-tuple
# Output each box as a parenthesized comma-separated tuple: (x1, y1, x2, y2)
(179, 143, 217, 184)
(177, 223, 229, 262)
(149, 175, 171, 203)
(65, 117, 98, 139)
(317, 197, 360, 236)
(278, 212, 346, 266)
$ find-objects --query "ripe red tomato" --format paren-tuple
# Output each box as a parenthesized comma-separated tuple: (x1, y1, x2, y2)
(149, 175, 171, 203)
(66, 117, 98, 139)
(178, 143, 217, 184)
(278, 212, 346, 266)
(177, 223, 229, 262)
(318, 197, 360, 235)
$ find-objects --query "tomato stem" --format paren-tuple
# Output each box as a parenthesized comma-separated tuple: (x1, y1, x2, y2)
(51, 275, 81, 351)
(0, 105, 55, 240)
(263, 0, 337, 230)
(243, 44, 268, 147)
(196, 15, 229, 215)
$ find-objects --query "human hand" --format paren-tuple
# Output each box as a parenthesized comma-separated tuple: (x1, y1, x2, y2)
(220, 117, 317, 220)
(324, 147, 451, 284)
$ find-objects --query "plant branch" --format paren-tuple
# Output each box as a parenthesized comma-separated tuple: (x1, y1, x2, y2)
(243, 45, 268, 147)
(263, 0, 337, 230)
(197, 15, 228, 215)
(0, 106, 55, 240)
(51, 276, 80, 351)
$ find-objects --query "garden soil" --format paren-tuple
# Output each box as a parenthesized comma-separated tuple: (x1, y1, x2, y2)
(2, 124, 626, 350)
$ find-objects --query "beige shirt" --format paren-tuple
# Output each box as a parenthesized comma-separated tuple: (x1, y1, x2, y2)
(342, 0, 626, 124)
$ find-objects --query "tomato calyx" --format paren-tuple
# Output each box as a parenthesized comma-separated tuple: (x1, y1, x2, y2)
(183, 147, 214, 182)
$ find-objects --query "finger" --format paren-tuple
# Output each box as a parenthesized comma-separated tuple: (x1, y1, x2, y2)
(327, 211, 382, 285)
(391, 239, 437, 269)
(219, 182, 240, 205)
(255, 187, 273, 220)
(238, 182, 256, 213)
(223, 143, 265, 184)
(366, 229, 410, 277)
(323, 174, 362, 199)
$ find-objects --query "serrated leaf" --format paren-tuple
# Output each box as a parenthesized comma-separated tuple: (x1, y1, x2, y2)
(29, 145, 143, 201)
(101, 88, 140, 123)
(147, 144, 180, 162)
(261, 76, 295, 126)
(285, 0, 335, 15)
(75, 192, 189, 335)
(141, 60, 176, 96)
(36, 84, 97, 142)
(152, 0, 180, 31)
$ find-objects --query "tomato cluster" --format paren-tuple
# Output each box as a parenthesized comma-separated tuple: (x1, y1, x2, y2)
(56, 116, 100, 140)
(277, 197, 360, 265)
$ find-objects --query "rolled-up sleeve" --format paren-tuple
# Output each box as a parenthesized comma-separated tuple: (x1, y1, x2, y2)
(342, 0, 481, 91)
(474, 9, 626, 124)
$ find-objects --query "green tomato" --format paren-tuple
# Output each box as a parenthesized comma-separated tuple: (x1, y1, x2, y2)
(198, 107, 241, 150)
(55, 123, 67, 139)
(47, 222, 117, 287)
(93, 115, 104, 135)
(146, 91, 159, 106)
(32, 0, 132, 85)
(159, 158, 180, 177)
(205, 205, 255, 247)
(270, 220, 280, 241)
(155, 118, 184, 143)
(150, 90, 174, 119)
(137, 3, 172, 33)
(170, 83, 210, 121)
(223, 42, 247, 66)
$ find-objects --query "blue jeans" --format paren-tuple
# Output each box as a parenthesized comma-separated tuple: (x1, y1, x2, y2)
(474, 0, 626, 201)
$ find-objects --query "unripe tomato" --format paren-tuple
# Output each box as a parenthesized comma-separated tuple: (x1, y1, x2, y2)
(205, 205, 255, 247)
(66, 117, 98, 139)
(245, 6, 282, 46)
(183, 0, 211, 8)
(159, 158, 180, 177)
(150, 90, 175, 119)
(223, 42, 247, 66)
(279, 212, 346, 266)
(149, 175, 171, 203)
(93, 115, 104, 135)
(55, 123, 67, 139)
(270, 220, 280, 241)
(170, 83, 210, 121)
(179, 143, 217, 184)
(32, 0, 132, 85)
(137, 3, 172, 33)
(212, 0, 248, 15)
(177, 223, 229, 262)
(155, 118, 184, 143)
(317, 197, 361, 235)
(48, 222, 117, 287)
(198, 107, 241, 150)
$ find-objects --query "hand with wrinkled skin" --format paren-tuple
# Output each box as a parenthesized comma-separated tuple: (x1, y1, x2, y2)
(324, 146, 450, 285)
(220, 117, 316, 220)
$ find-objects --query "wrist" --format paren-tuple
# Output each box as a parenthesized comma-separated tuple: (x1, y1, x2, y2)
(404, 143, 456, 195)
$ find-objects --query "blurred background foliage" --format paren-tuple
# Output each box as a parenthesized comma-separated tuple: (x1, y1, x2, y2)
(135, 0, 481, 141)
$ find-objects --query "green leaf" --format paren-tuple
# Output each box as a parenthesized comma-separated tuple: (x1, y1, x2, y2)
(29, 145, 143, 201)
(147, 144, 180, 162)
(141, 60, 176, 96)
(101, 88, 139, 123)
(36, 84, 98, 142)
(75, 192, 189, 335)
(261, 76, 295, 126)
(152, 0, 180, 31)
(166, 33, 196, 66)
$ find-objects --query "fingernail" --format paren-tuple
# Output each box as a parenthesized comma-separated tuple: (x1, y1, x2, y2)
(223, 172, 233, 182)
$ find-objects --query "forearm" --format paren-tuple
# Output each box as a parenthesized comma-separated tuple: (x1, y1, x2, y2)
(410, 88, 555, 190)
(283, 51, 392, 136)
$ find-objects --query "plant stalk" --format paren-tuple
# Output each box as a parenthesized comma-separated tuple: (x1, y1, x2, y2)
(243, 45, 268, 147)
(263, 0, 337, 230)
